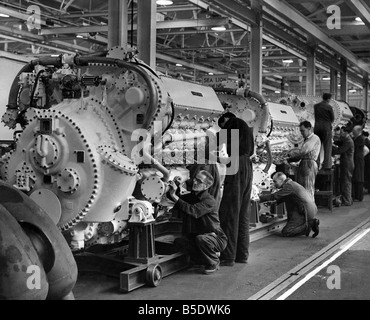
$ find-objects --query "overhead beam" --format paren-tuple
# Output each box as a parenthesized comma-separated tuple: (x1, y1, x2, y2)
(160, 45, 247, 52)
(59, 4, 198, 18)
(157, 28, 242, 36)
(0, 34, 78, 54)
(188, 0, 258, 26)
(0, 5, 48, 26)
(156, 52, 223, 74)
(263, 20, 310, 54)
(263, 0, 370, 76)
(187, 0, 332, 75)
(347, 0, 370, 31)
(0, 25, 44, 42)
(325, 25, 370, 36)
(0, 50, 32, 63)
(39, 18, 230, 35)
(0, 25, 91, 54)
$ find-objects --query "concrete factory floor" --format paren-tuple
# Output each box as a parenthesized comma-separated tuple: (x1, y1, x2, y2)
(73, 194, 370, 301)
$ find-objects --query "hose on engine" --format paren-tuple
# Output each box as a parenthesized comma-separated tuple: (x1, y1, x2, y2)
(132, 58, 160, 79)
(163, 100, 175, 134)
(267, 119, 273, 138)
(8, 54, 159, 130)
(243, 89, 269, 134)
(30, 69, 45, 108)
(73, 56, 159, 130)
(7, 56, 64, 110)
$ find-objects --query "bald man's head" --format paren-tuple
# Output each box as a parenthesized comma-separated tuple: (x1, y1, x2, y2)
(272, 172, 287, 188)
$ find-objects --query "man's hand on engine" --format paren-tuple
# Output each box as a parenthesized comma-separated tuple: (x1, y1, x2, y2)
(168, 181, 179, 202)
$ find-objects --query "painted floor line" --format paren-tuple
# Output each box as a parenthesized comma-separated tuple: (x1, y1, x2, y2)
(248, 217, 370, 300)
(276, 228, 370, 300)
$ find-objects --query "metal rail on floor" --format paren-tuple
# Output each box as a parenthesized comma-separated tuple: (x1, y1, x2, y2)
(74, 218, 290, 293)
(248, 217, 370, 300)
(250, 219, 287, 242)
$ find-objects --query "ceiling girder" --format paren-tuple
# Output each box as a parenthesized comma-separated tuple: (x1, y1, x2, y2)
(39, 18, 230, 35)
(0, 0, 369, 91)
(264, 0, 370, 76)
(347, 0, 370, 31)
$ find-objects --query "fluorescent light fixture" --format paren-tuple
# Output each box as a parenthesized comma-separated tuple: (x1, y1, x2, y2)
(208, 72, 214, 75)
(355, 17, 364, 25)
(76, 34, 84, 38)
(349, 89, 357, 93)
(211, 26, 226, 32)
(322, 76, 331, 81)
(156, 0, 173, 5)
(275, 90, 281, 94)
(176, 63, 183, 67)
(262, 46, 267, 50)
(51, 54, 60, 57)
(282, 59, 293, 64)
(0, 13, 9, 17)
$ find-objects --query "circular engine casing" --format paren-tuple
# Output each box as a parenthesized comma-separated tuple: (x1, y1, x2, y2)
(3, 107, 139, 231)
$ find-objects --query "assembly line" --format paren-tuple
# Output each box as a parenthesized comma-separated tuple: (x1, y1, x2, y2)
(1, 46, 369, 300)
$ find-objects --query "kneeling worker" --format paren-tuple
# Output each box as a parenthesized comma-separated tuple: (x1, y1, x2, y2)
(259, 172, 320, 238)
(170, 170, 227, 274)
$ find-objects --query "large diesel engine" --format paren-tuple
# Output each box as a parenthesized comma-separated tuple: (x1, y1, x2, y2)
(276, 95, 354, 164)
(215, 86, 300, 196)
(280, 95, 354, 130)
(1, 47, 227, 251)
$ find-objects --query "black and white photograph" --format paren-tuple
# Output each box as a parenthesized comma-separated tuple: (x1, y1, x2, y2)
(0, 0, 369, 308)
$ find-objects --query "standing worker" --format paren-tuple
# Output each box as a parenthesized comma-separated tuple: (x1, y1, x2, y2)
(314, 93, 335, 170)
(217, 112, 254, 267)
(363, 131, 370, 194)
(352, 125, 365, 201)
(259, 172, 320, 238)
(287, 121, 321, 200)
(332, 126, 354, 206)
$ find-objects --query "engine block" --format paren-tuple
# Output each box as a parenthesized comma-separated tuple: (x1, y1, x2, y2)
(1, 48, 225, 250)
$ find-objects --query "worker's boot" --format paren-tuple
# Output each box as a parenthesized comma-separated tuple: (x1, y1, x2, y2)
(312, 219, 320, 238)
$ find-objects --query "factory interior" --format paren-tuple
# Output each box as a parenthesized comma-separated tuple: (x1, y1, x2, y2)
(1, 0, 370, 303)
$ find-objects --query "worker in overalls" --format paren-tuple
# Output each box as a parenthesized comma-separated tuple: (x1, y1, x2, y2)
(314, 93, 335, 170)
(259, 172, 320, 238)
(332, 126, 354, 206)
(287, 121, 321, 200)
(352, 125, 365, 202)
(217, 112, 254, 267)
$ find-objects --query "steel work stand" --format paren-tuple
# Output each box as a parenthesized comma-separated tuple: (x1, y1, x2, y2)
(314, 169, 334, 211)
(74, 220, 188, 293)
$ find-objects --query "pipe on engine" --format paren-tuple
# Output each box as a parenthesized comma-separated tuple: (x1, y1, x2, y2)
(7, 56, 64, 110)
(73, 56, 159, 130)
(143, 149, 170, 183)
(242, 89, 270, 134)
(8, 54, 159, 133)
(0, 181, 77, 300)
